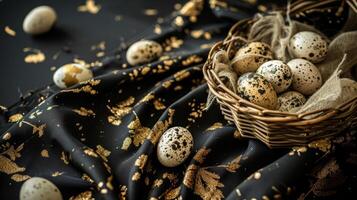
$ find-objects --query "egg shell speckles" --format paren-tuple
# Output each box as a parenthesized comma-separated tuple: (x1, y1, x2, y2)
(237, 73, 278, 110)
(20, 177, 63, 200)
(53, 63, 93, 89)
(287, 59, 322, 96)
(126, 40, 163, 66)
(257, 60, 292, 94)
(289, 31, 328, 63)
(278, 91, 306, 112)
(232, 42, 273, 75)
(23, 6, 57, 35)
(157, 127, 193, 167)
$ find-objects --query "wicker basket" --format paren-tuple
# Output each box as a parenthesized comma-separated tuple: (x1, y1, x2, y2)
(203, 1, 357, 148)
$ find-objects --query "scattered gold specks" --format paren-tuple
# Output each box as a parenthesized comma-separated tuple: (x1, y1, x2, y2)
(174, 70, 190, 81)
(40, 149, 49, 158)
(52, 171, 64, 177)
(153, 99, 166, 110)
(114, 15, 122, 21)
(4, 26, 16, 36)
(308, 139, 331, 152)
(8, 113, 23, 123)
(162, 36, 184, 51)
(69, 191, 94, 200)
(206, 122, 223, 131)
(78, 0, 101, 14)
(182, 55, 202, 66)
(73, 107, 95, 117)
(144, 9, 158, 16)
(23, 48, 46, 64)
(134, 154, 148, 170)
(2, 132, 12, 140)
(107, 96, 135, 126)
(132, 172, 141, 181)
(253, 172, 261, 179)
(11, 174, 31, 182)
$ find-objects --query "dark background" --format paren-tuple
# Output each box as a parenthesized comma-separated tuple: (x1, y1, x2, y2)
(0, 0, 184, 107)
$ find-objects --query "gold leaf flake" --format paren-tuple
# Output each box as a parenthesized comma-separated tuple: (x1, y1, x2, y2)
(153, 178, 163, 187)
(120, 185, 128, 199)
(32, 124, 46, 137)
(194, 168, 224, 200)
(308, 139, 331, 153)
(144, 9, 158, 16)
(139, 93, 155, 103)
(132, 172, 141, 181)
(82, 174, 94, 183)
(78, 0, 101, 14)
(107, 97, 135, 126)
(2, 132, 12, 140)
(154, 25, 162, 34)
(23, 48, 46, 64)
(148, 109, 175, 144)
(8, 113, 23, 123)
(127, 115, 151, 147)
(0, 155, 25, 174)
(52, 171, 64, 177)
(121, 137, 132, 150)
(73, 107, 95, 117)
(194, 148, 211, 164)
(206, 122, 223, 131)
(162, 80, 174, 88)
(225, 155, 242, 173)
(69, 191, 94, 200)
(3, 143, 24, 161)
(84, 148, 98, 158)
(41, 149, 49, 158)
(162, 37, 184, 51)
(289, 146, 308, 156)
(134, 154, 148, 170)
(165, 186, 181, 200)
(182, 55, 202, 66)
(60, 151, 70, 165)
(95, 145, 111, 162)
(4, 26, 16, 36)
(174, 16, 184, 27)
(180, 0, 204, 16)
(11, 174, 30, 182)
(174, 70, 190, 81)
(153, 99, 166, 110)
(183, 164, 198, 188)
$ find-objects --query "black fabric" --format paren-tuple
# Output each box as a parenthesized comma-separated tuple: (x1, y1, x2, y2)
(1, 1, 356, 200)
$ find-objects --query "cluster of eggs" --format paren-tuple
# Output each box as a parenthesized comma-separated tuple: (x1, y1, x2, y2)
(229, 31, 328, 111)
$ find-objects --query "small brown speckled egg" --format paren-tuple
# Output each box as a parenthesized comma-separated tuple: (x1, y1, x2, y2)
(231, 42, 273, 75)
(257, 60, 292, 94)
(289, 31, 328, 63)
(157, 126, 193, 167)
(237, 73, 278, 110)
(278, 91, 306, 112)
(53, 63, 93, 89)
(126, 40, 163, 66)
(20, 177, 62, 200)
(287, 59, 322, 95)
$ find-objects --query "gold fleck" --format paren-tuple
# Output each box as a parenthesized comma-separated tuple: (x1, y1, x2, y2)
(114, 15, 122, 21)
(148, 109, 175, 144)
(69, 191, 94, 200)
(162, 36, 184, 51)
(4, 26, 16, 36)
(121, 137, 132, 150)
(144, 9, 158, 16)
(254, 172, 261, 179)
(11, 174, 31, 182)
(73, 107, 95, 117)
(139, 93, 155, 103)
(84, 148, 98, 158)
(225, 155, 242, 173)
(182, 55, 202, 66)
(191, 30, 204, 38)
(206, 122, 223, 131)
(289, 146, 308, 156)
(52, 171, 64, 177)
(141, 66, 151, 75)
(153, 99, 166, 110)
(107, 97, 135, 126)
(194, 148, 211, 164)
(134, 154, 148, 170)
(174, 16, 184, 27)
(132, 172, 141, 181)
(174, 70, 190, 81)
(0, 155, 25, 174)
(78, 0, 101, 14)
(2, 132, 12, 140)
(183, 164, 198, 188)
(82, 174, 94, 183)
(165, 186, 181, 199)
(23, 48, 45, 64)
(154, 25, 162, 34)
(96, 51, 105, 57)
(180, 0, 204, 16)
(194, 167, 224, 200)
(41, 149, 49, 158)
(308, 139, 331, 152)
(127, 115, 151, 147)
(60, 151, 70, 165)
(8, 113, 23, 123)
(101, 188, 108, 194)
(95, 145, 111, 162)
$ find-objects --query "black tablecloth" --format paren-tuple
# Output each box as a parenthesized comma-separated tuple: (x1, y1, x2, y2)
(1, 0, 356, 199)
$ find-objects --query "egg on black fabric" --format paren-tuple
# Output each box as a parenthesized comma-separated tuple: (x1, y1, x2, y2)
(53, 63, 93, 89)
(20, 177, 62, 200)
(278, 91, 306, 112)
(126, 40, 163, 66)
(237, 73, 278, 110)
(289, 31, 328, 63)
(257, 60, 292, 94)
(157, 126, 193, 167)
(231, 42, 273, 75)
(23, 6, 57, 35)
(287, 59, 322, 96)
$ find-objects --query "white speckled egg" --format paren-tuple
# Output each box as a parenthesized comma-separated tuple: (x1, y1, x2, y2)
(20, 177, 62, 200)
(53, 63, 93, 89)
(257, 60, 292, 94)
(287, 59, 322, 95)
(278, 91, 306, 112)
(126, 40, 163, 66)
(289, 31, 328, 63)
(232, 42, 273, 75)
(237, 73, 278, 110)
(157, 126, 193, 167)
(23, 6, 57, 35)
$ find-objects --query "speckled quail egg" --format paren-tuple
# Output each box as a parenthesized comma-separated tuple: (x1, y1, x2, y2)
(126, 40, 163, 66)
(278, 91, 306, 112)
(231, 42, 273, 75)
(257, 60, 292, 93)
(157, 126, 193, 167)
(237, 73, 278, 110)
(23, 6, 57, 35)
(289, 31, 328, 63)
(20, 177, 62, 200)
(53, 63, 93, 89)
(287, 59, 322, 95)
